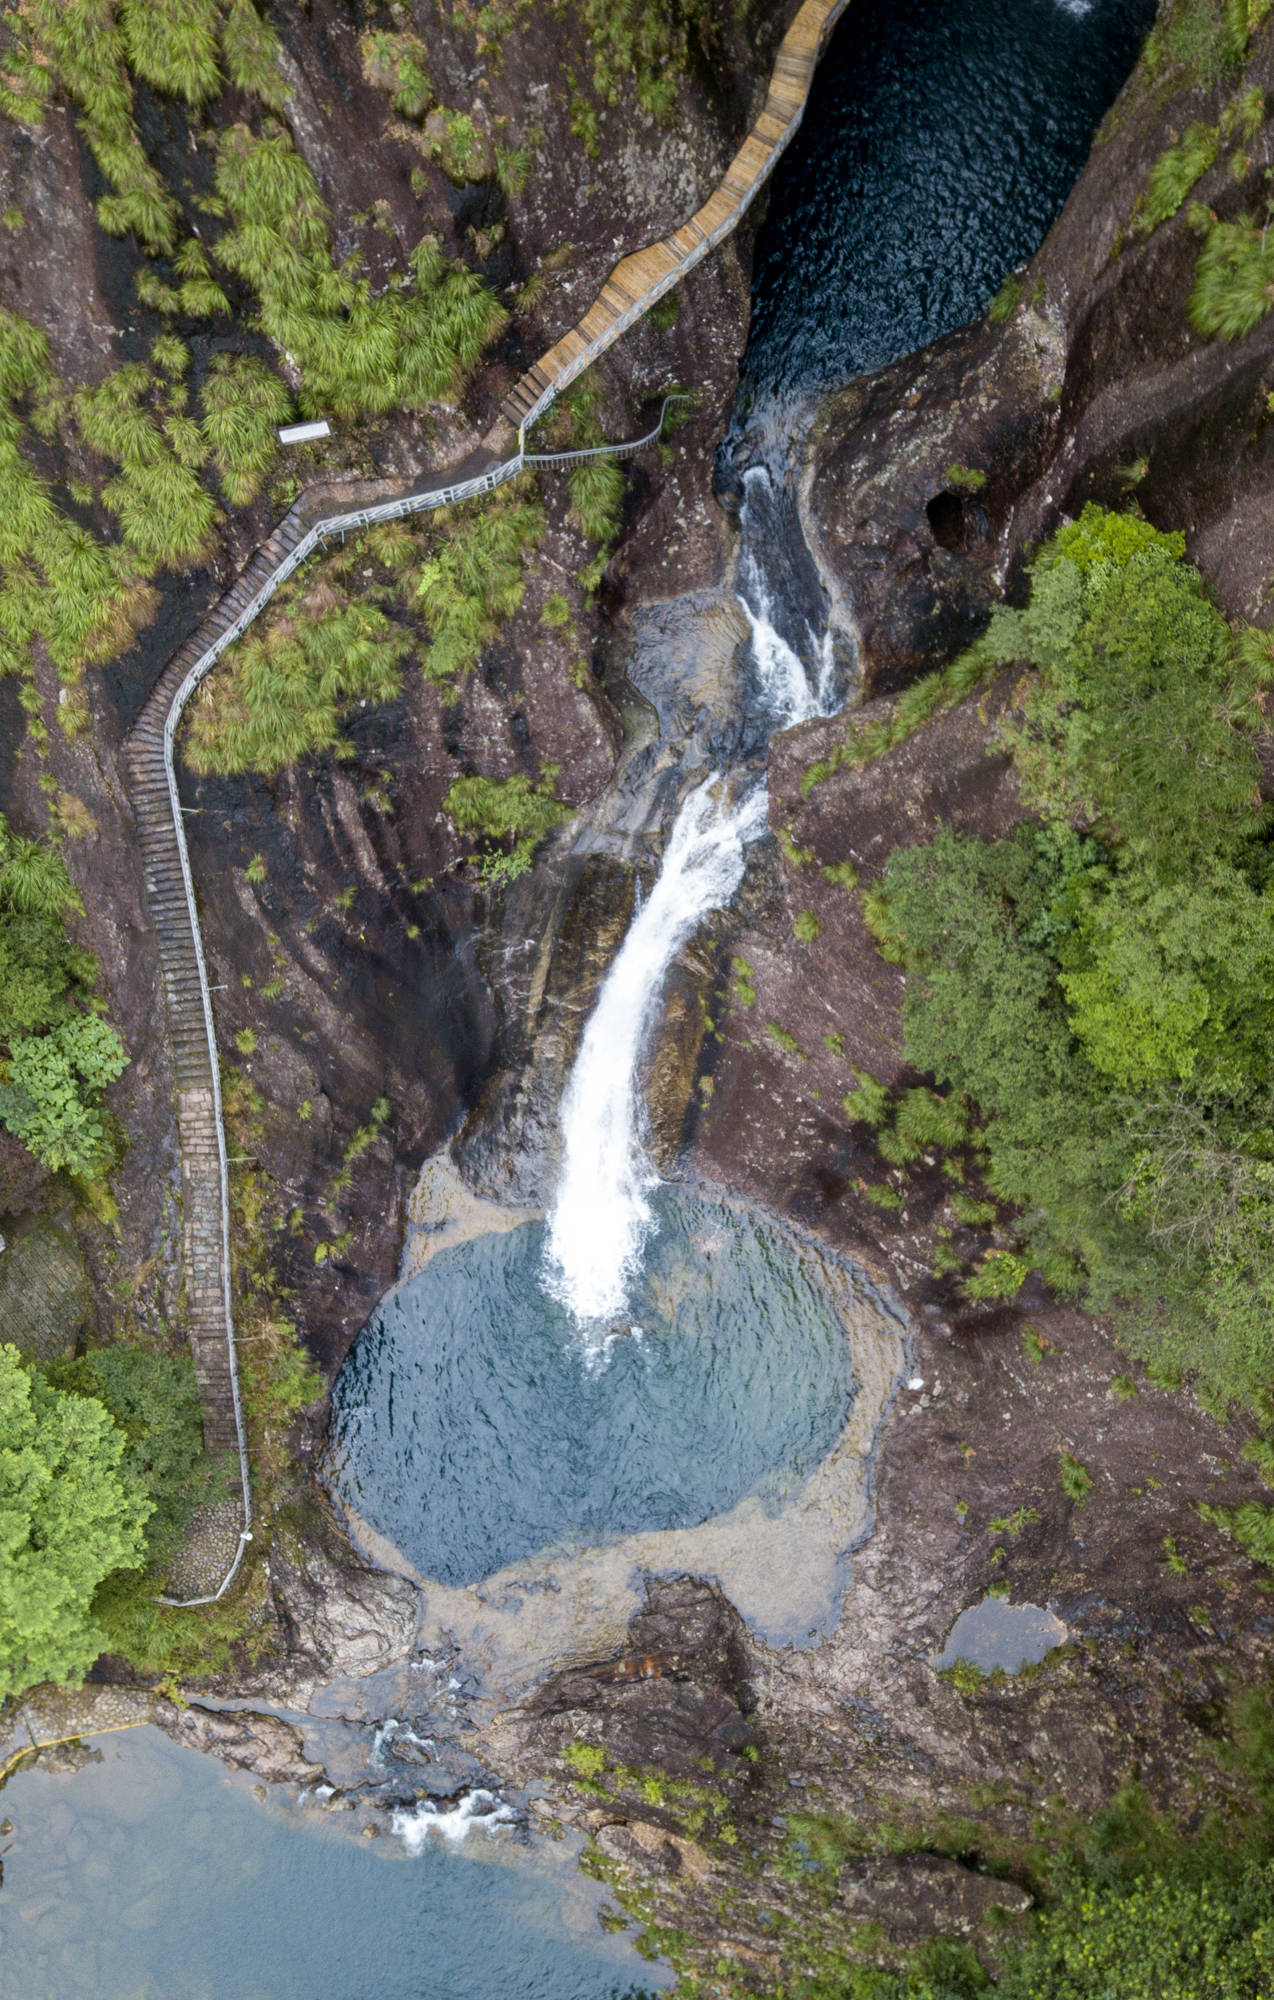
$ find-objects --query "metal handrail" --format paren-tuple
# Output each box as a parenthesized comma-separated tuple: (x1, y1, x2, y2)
(523, 393, 691, 467)
(150, 416, 679, 1606)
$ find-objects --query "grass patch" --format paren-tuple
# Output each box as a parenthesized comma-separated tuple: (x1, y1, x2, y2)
(186, 486, 544, 774)
(444, 771, 571, 884)
(1060, 1453, 1092, 1503)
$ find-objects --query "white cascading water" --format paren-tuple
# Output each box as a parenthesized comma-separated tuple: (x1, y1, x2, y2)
(544, 460, 838, 1329)
(735, 465, 836, 728)
(543, 775, 768, 1325)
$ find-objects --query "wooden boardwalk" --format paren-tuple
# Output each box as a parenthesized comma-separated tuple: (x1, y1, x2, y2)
(500, 0, 849, 435)
(126, 0, 851, 1600)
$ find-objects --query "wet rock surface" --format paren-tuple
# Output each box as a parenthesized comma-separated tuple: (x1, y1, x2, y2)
(159, 1706, 327, 1789)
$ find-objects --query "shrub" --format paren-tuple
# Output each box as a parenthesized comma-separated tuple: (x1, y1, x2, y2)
(119, 0, 222, 105)
(1136, 121, 1220, 234)
(213, 123, 506, 417)
(222, 0, 287, 108)
(200, 353, 290, 505)
(0, 1014, 129, 1174)
(49, 1343, 217, 1573)
(964, 1249, 1030, 1302)
(1189, 207, 1274, 341)
(994, 504, 1267, 865)
(1059, 1453, 1092, 1502)
(988, 272, 1025, 321)
(945, 463, 987, 493)
(877, 1086, 971, 1165)
(444, 772, 571, 884)
(568, 453, 626, 545)
(361, 30, 434, 119)
(993, 1867, 1274, 1999)
(185, 588, 411, 776)
(409, 492, 543, 682)
(0, 1343, 151, 1700)
(869, 508, 1274, 1405)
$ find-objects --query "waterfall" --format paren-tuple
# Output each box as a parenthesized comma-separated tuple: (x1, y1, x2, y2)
(543, 775, 767, 1325)
(543, 459, 838, 1329)
(736, 468, 837, 728)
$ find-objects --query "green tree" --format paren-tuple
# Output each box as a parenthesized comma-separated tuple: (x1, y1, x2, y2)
(0, 1013, 129, 1173)
(989, 505, 1271, 866)
(869, 508, 1274, 1404)
(0, 1344, 150, 1700)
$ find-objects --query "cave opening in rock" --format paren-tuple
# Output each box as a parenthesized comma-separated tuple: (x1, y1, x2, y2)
(926, 489, 967, 550)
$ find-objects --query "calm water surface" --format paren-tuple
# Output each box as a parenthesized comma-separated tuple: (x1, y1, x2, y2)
(742, 0, 1156, 404)
(330, 1189, 856, 1584)
(0, 1728, 661, 2000)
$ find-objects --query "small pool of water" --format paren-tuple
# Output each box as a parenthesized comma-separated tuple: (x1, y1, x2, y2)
(742, 0, 1156, 404)
(937, 1595, 1069, 1674)
(329, 1188, 857, 1587)
(0, 1727, 661, 2000)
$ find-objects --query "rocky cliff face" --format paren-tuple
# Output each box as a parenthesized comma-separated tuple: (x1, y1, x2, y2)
(468, 15, 1274, 1978)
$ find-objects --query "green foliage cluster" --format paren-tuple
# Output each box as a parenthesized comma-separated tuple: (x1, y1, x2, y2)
(1142, 0, 1273, 89)
(0, 1335, 226, 1700)
(409, 489, 545, 681)
(212, 126, 506, 418)
(867, 505, 1274, 1405)
(543, 374, 626, 562)
(987, 273, 1025, 322)
(946, 463, 988, 494)
(576, 0, 711, 121)
(1136, 120, 1220, 235)
(1126, 79, 1271, 346)
(185, 575, 411, 776)
(0, 813, 127, 1178)
(187, 487, 544, 774)
(48, 1343, 218, 1579)
(1, 1, 287, 252)
(444, 771, 571, 884)
(1128, 0, 1274, 346)
(0, 308, 295, 704)
(835, 1867, 1274, 1999)
(359, 29, 434, 121)
(2, 5, 504, 431)
(0, 1343, 149, 1700)
(1189, 194, 1274, 342)
(199, 352, 291, 505)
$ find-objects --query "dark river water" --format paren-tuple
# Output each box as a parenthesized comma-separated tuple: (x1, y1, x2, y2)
(7, 6, 1155, 1995)
(741, 0, 1156, 405)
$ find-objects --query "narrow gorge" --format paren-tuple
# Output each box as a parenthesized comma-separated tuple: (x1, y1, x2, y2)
(5, 2, 1274, 1997)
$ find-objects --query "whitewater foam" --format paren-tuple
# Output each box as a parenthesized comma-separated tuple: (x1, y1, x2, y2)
(392, 1789, 514, 1851)
(543, 776, 766, 1329)
(544, 458, 835, 1329)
